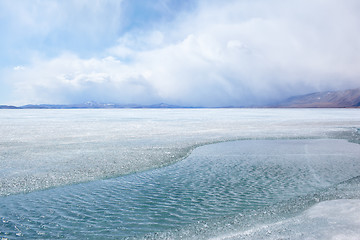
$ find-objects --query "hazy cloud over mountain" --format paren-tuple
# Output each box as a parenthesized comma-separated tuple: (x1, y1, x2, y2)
(1, 0, 360, 106)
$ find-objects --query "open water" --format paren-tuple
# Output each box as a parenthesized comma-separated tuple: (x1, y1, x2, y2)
(1, 109, 360, 239)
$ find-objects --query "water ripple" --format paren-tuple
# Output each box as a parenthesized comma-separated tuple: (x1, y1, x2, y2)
(1, 139, 360, 239)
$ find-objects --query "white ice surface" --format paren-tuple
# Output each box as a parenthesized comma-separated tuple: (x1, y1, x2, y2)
(216, 199, 360, 240)
(1, 108, 360, 195)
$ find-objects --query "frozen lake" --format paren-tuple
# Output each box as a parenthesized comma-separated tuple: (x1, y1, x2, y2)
(1, 108, 360, 239)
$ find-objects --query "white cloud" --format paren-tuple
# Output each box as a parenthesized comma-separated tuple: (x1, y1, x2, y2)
(13, 66, 25, 71)
(6, 0, 360, 106)
(8, 54, 160, 105)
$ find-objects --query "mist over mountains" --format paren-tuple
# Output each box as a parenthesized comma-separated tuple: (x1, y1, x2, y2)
(273, 88, 360, 108)
(1, 88, 360, 109)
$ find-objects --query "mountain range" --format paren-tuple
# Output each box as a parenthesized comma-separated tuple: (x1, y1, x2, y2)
(273, 87, 360, 108)
(0, 102, 191, 109)
(1, 88, 360, 109)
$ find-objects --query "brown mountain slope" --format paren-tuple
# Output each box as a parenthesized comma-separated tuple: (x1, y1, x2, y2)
(276, 88, 360, 108)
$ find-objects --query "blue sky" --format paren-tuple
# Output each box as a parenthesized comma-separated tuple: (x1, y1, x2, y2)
(1, 0, 360, 106)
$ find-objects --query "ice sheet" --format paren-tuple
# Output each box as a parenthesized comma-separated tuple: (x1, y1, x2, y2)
(1, 108, 360, 195)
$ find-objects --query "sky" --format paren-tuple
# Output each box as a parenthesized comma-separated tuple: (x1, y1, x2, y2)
(1, 0, 360, 107)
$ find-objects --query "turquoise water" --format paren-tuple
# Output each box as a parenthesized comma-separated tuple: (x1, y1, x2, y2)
(1, 139, 360, 239)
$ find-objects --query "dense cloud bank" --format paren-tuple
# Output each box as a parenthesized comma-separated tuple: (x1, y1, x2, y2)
(4, 0, 360, 106)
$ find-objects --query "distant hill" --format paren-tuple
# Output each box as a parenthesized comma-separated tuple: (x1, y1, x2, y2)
(0, 102, 195, 109)
(274, 88, 360, 108)
(0, 105, 19, 109)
